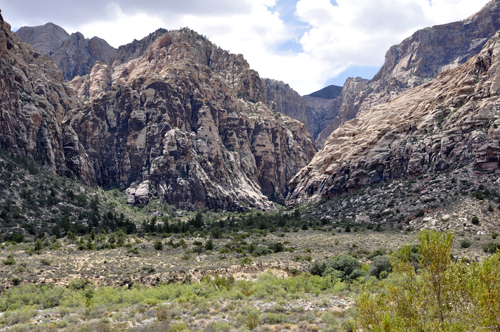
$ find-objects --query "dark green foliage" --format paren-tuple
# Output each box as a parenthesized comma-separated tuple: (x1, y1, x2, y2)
(11, 233, 24, 243)
(310, 261, 326, 276)
(271, 242, 284, 253)
(369, 256, 392, 279)
(368, 249, 386, 259)
(141, 266, 156, 274)
(154, 240, 163, 251)
(252, 246, 272, 257)
(205, 239, 214, 251)
(460, 239, 471, 248)
(68, 278, 91, 291)
(483, 242, 500, 253)
(416, 210, 425, 218)
(323, 255, 362, 281)
(471, 216, 480, 225)
(3, 255, 15, 265)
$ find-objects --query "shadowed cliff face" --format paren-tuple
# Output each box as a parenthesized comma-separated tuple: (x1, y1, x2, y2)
(16, 23, 117, 81)
(0, 16, 95, 185)
(67, 29, 317, 211)
(287, 29, 500, 206)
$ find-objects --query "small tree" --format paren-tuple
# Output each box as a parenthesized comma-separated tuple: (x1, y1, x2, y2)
(154, 240, 163, 251)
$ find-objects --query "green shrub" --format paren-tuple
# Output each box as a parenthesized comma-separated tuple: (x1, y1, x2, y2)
(68, 279, 91, 291)
(252, 246, 272, 257)
(154, 240, 163, 251)
(368, 255, 392, 279)
(483, 242, 500, 253)
(3, 255, 15, 265)
(460, 239, 471, 248)
(472, 216, 480, 225)
(40, 258, 51, 266)
(205, 239, 214, 251)
(324, 255, 361, 281)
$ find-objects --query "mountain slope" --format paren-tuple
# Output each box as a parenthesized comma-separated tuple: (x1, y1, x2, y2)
(0, 14, 95, 185)
(314, 0, 500, 147)
(287, 28, 500, 205)
(67, 28, 317, 210)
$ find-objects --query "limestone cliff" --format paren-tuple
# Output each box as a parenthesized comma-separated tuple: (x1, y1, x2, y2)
(0, 16, 95, 185)
(287, 29, 500, 205)
(67, 28, 317, 210)
(315, 0, 500, 147)
(16, 23, 116, 81)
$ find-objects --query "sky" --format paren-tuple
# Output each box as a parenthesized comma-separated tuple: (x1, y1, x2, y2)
(0, 0, 491, 95)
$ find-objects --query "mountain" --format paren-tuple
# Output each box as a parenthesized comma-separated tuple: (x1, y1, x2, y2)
(15, 22, 69, 56)
(66, 28, 317, 210)
(307, 85, 342, 99)
(287, 27, 500, 206)
(312, 0, 500, 147)
(263, 79, 345, 141)
(16, 23, 116, 81)
(0, 15, 95, 185)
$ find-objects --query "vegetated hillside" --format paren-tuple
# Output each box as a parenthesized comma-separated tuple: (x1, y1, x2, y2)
(313, 0, 500, 146)
(67, 28, 317, 210)
(16, 22, 116, 81)
(0, 148, 140, 242)
(288, 28, 500, 219)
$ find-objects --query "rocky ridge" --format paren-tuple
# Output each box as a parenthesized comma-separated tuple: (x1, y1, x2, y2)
(0, 14, 95, 185)
(16, 22, 116, 81)
(287, 28, 500, 208)
(67, 28, 317, 210)
(313, 0, 500, 147)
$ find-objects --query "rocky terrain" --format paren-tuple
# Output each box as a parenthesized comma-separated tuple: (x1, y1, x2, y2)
(16, 23, 116, 81)
(0, 15, 95, 185)
(313, 0, 500, 146)
(3, 14, 318, 211)
(67, 28, 317, 210)
(288, 27, 500, 210)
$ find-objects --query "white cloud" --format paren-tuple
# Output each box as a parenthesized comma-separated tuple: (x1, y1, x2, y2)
(4, 0, 492, 94)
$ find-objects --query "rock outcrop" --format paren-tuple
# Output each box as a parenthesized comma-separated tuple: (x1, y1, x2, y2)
(15, 22, 69, 56)
(16, 23, 116, 81)
(314, 0, 500, 147)
(263, 79, 345, 141)
(0, 16, 95, 185)
(263, 78, 308, 130)
(287, 29, 500, 206)
(67, 28, 317, 210)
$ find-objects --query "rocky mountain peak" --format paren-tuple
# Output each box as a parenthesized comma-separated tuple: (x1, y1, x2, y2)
(16, 23, 116, 81)
(65, 26, 316, 210)
(15, 22, 70, 56)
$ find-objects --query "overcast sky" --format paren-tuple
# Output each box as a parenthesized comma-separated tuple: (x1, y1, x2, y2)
(1, 0, 491, 95)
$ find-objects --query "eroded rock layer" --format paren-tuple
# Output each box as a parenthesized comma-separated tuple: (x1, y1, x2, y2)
(287, 30, 500, 206)
(0, 16, 95, 185)
(314, 0, 500, 147)
(67, 28, 317, 210)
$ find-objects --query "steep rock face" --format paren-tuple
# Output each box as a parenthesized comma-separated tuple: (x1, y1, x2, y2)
(263, 79, 346, 141)
(0, 15, 95, 185)
(262, 78, 308, 130)
(15, 22, 69, 56)
(16, 24, 116, 81)
(52, 32, 116, 81)
(68, 29, 317, 210)
(315, 78, 370, 147)
(287, 30, 500, 205)
(315, 0, 500, 147)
